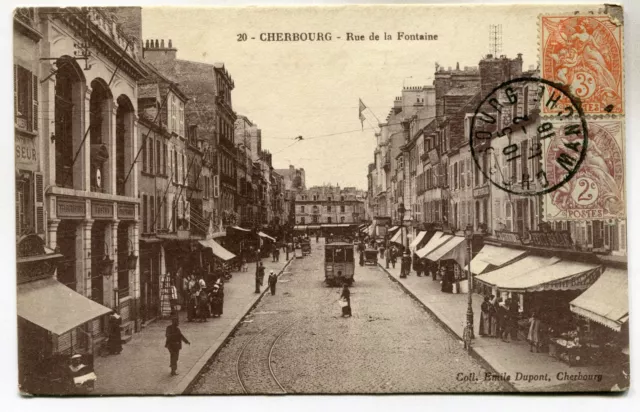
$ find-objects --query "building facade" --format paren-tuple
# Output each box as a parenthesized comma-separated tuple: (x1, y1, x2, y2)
(295, 185, 366, 226)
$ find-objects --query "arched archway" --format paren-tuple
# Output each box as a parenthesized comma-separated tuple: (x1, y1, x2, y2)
(89, 78, 113, 193)
(55, 56, 85, 188)
(116, 94, 135, 196)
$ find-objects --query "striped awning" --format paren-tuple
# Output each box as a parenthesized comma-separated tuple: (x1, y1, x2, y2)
(570, 268, 628, 332)
(416, 232, 450, 258)
(466, 245, 527, 275)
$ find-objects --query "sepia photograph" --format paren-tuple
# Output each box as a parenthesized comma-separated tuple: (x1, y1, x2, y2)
(11, 2, 631, 397)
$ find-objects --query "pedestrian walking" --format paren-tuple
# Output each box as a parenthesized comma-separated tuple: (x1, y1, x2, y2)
(241, 257, 248, 272)
(255, 262, 265, 293)
(169, 280, 179, 313)
(268, 270, 278, 295)
(508, 297, 520, 341)
(339, 280, 352, 318)
(400, 251, 411, 278)
(165, 318, 190, 376)
(275, 247, 280, 262)
(107, 312, 122, 355)
(501, 298, 513, 342)
(415, 255, 424, 277)
(390, 246, 397, 269)
(489, 295, 498, 337)
(479, 295, 491, 337)
(527, 311, 542, 352)
(210, 284, 223, 317)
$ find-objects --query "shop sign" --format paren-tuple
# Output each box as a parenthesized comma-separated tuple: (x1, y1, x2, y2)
(118, 203, 135, 220)
(542, 269, 601, 292)
(529, 230, 574, 249)
(495, 230, 522, 244)
(15, 136, 37, 169)
(92, 201, 114, 218)
(57, 199, 86, 218)
(473, 185, 490, 198)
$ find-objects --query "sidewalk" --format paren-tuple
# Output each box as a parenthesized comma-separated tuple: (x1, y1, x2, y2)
(379, 262, 618, 392)
(94, 256, 292, 395)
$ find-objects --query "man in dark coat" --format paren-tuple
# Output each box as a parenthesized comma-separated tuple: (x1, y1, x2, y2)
(108, 312, 123, 355)
(255, 262, 265, 293)
(268, 270, 278, 295)
(400, 252, 411, 278)
(165, 318, 190, 376)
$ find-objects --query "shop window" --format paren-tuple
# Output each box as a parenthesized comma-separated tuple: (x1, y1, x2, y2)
(327, 217, 332, 224)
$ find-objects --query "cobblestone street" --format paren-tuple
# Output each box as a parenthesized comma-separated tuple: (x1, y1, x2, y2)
(189, 240, 514, 394)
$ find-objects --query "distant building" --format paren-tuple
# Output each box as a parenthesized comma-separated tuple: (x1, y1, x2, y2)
(295, 185, 366, 229)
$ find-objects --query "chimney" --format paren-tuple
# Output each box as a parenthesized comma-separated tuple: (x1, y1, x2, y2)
(168, 39, 172, 48)
(145, 38, 178, 64)
(161, 39, 165, 48)
(155, 39, 159, 48)
(456, 62, 460, 71)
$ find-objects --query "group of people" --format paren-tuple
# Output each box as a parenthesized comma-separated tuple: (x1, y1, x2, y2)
(254, 261, 279, 295)
(271, 242, 281, 262)
(478, 295, 523, 344)
(181, 274, 225, 322)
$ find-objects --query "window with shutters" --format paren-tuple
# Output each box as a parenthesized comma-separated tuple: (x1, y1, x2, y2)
(142, 137, 147, 172)
(150, 195, 155, 233)
(505, 202, 512, 232)
(179, 102, 185, 137)
(142, 195, 148, 233)
(15, 179, 28, 236)
(14, 65, 38, 132)
(149, 139, 154, 175)
(163, 142, 168, 175)
(156, 139, 162, 176)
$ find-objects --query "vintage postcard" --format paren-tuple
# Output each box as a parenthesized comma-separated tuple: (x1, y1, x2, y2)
(14, 3, 628, 396)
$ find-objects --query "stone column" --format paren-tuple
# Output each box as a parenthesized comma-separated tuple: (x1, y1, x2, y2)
(78, 87, 92, 191)
(129, 221, 141, 330)
(47, 219, 61, 252)
(107, 100, 118, 195)
(104, 219, 119, 309)
(79, 219, 94, 297)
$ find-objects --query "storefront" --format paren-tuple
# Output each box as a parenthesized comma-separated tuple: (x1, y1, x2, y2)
(476, 254, 604, 363)
(17, 234, 111, 393)
(467, 244, 527, 295)
(568, 267, 629, 366)
(423, 234, 468, 294)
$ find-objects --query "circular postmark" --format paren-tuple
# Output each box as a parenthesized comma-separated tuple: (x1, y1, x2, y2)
(469, 77, 588, 196)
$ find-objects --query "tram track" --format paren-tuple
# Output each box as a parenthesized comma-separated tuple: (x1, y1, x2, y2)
(235, 275, 338, 394)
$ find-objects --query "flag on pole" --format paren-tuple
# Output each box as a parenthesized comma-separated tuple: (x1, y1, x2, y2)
(358, 98, 367, 130)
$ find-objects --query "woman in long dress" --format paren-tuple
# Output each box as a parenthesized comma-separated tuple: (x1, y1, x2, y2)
(528, 311, 542, 352)
(479, 296, 491, 337)
(489, 295, 498, 337)
(340, 282, 352, 318)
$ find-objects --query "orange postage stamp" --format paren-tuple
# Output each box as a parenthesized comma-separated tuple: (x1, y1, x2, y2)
(540, 15, 623, 115)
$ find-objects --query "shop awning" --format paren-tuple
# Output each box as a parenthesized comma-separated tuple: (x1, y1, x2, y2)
(258, 231, 276, 242)
(18, 278, 112, 336)
(199, 239, 236, 261)
(338, 224, 351, 227)
(231, 225, 250, 232)
(388, 226, 399, 232)
(476, 255, 560, 288)
(416, 232, 451, 258)
(410, 231, 427, 249)
(426, 236, 467, 267)
(499, 260, 601, 292)
(308, 225, 321, 230)
(294, 226, 306, 231)
(389, 228, 403, 244)
(368, 224, 375, 236)
(466, 245, 527, 275)
(570, 268, 628, 332)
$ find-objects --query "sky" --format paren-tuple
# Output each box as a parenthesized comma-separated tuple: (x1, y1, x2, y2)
(141, 4, 591, 189)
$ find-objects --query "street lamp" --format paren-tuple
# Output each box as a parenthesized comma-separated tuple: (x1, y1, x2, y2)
(464, 224, 475, 345)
